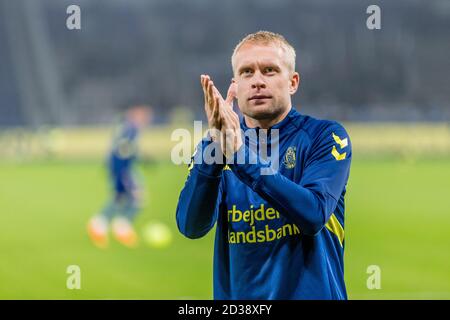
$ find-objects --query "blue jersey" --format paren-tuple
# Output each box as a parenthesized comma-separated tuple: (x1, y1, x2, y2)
(176, 107, 352, 300)
(108, 121, 139, 193)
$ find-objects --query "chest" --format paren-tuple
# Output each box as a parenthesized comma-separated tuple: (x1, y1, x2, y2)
(221, 134, 309, 229)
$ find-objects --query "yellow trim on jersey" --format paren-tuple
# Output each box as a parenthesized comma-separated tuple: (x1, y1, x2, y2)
(332, 132, 348, 149)
(325, 213, 344, 247)
(331, 146, 347, 161)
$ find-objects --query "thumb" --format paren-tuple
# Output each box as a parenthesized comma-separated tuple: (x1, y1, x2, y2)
(225, 82, 237, 106)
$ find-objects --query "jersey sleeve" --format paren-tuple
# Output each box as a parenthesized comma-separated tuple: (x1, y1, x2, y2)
(300, 122, 352, 205)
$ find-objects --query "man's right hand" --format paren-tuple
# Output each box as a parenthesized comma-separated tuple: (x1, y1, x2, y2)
(201, 75, 221, 141)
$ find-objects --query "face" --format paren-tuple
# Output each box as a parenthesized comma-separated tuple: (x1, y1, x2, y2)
(128, 106, 152, 128)
(232, 43, 299, 122)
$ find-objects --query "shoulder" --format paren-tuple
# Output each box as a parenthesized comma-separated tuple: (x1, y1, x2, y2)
(119, 122, 139, 139)
(295, 114, 349, 146)
(302, 115, 346, 136)
(289, 114, 351, 163)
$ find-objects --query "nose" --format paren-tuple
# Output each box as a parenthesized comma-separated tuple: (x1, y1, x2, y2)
(251, 72, 266, 90)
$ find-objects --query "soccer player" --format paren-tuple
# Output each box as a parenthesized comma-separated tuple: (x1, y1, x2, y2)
(88, 105, 151, 248)
(176, 31, 352, 299)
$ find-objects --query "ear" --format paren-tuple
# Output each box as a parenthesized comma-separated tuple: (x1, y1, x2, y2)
(231, 78, 238, 92)
(225, 80, 237, 105)
(289, 72, 300, 95)
(231, 77, 237, 93)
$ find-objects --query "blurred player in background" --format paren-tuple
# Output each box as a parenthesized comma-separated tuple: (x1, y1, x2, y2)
(88, 105, 152, 248)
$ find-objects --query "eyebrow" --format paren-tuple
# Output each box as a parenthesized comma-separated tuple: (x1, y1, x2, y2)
(237, 61, 281, 73)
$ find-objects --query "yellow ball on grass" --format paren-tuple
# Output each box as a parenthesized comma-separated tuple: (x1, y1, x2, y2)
(142, 221, 173, 249)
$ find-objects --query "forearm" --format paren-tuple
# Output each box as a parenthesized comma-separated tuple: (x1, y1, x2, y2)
(254, 173, 334, 235)
(230, 148, 336, 235)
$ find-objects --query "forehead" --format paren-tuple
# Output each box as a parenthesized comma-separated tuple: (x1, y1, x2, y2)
(233, 43, 286, 68)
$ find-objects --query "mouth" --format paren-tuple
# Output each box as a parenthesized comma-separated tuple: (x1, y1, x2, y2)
(248, 95, 272, 101)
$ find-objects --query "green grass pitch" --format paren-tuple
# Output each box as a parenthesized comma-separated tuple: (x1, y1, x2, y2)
(0, 158, 449, 299)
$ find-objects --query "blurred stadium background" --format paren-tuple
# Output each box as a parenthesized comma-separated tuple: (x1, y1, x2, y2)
(0, 0, 449, 299)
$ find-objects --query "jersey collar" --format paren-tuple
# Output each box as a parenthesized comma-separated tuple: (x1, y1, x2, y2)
(240, 107, 299, 131)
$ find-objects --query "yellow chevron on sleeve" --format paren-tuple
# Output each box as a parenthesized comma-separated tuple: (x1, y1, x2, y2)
(223, 165, 231, 171)
(188, 147, 199, 171)
(331, 146, 346, 161)
(325, 213, 344, 247)
(332, 132, 348, 149)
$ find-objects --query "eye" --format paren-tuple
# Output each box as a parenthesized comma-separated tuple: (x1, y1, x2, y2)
(241, 68, 253, 76)
(265, 67, 276, 74)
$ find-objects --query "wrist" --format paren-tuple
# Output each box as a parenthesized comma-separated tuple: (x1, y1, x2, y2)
(193, 138, 225, 177)
(206, 128, 221, 142)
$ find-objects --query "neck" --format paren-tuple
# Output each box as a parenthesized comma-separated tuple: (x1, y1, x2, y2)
(244, 107, 291, 129)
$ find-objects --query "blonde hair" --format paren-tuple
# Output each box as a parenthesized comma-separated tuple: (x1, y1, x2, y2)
(231, 30, 296, 74)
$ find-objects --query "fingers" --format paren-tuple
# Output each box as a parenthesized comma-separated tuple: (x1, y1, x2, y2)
(200, 74, 210, 90)
(207, 80, 213, 106)
(200, 75, 241, 156)
(220, 103, 239, 131)
(210, 95, 219, 129)
(213, 95, 220, 121)
(220, 92, 239, 123)
(213, 86, 224, 102)
(201, 74, 228, 102)
(201, 75, 216, 109)
(201, 74, 239, 131)
(201, 75, 209, 106)
(203, 76, 217, 115)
